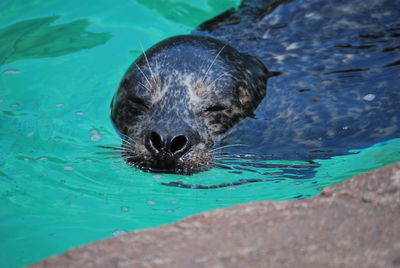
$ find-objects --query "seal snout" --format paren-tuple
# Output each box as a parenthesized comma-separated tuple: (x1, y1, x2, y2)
(144, 128, 198, 170)
(147, 131, 190, 156)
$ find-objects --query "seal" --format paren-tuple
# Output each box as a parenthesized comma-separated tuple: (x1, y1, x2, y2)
(111, 0, 400, 174)
(111, 35, 270, 174)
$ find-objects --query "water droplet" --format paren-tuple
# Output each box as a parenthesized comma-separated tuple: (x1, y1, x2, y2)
(147, 200, 155, 205)
(27, 132, 35, 137)
(152, 175, 162, 179)
(11, 103, 20, 108)
(90, 129, 101, 141)
(63, 166, 74, 170)
(75, 111, 84, 116)
(363, 94, 375, 101)
(120, 206, 129, 212)
(342, 126, 349, 130)
(55, 103, 64, 107)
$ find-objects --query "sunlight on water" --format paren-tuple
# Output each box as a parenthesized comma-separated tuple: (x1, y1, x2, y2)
(0, 0, 398, 267)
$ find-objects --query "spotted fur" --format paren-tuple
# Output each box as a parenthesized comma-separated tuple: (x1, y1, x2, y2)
(194, 0, 400, 159)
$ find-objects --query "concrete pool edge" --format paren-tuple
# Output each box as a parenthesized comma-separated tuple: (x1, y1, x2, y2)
(30, 162, 400, 268)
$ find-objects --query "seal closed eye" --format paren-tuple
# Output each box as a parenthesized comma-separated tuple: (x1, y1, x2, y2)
(110, 35, 270, 174)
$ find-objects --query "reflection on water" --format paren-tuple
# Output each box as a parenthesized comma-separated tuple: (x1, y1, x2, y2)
(0, 16, 111, 65)
(161, 157, 320, 189)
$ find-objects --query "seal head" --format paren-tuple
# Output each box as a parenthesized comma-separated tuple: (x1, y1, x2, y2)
(111, 35, 269, 174)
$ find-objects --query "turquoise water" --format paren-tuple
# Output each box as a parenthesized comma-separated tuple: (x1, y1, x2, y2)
(0, 0, 399, 267)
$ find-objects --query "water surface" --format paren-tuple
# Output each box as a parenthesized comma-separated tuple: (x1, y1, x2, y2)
(0, 0, 399, 267)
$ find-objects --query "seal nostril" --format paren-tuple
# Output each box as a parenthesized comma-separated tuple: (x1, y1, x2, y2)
(150, 131, 163, 152)
(170, 135, 188, 154)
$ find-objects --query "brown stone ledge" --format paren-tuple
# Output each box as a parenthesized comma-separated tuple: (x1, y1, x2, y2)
(31, 162, 400, 268)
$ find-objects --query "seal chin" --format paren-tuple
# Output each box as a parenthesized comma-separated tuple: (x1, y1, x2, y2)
(125, 158, 209, 175)
(123, 147, 213, 175)
(153, 153, 178, 170)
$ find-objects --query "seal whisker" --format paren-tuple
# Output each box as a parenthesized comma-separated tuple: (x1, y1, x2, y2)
(216, 154, 240, 157)
(120, 134, 136, 145)
(95, 151, 122, 156)
(212, 152, 239, 159)
(121, 147, 135, 155)
(134, 62, 152, 87)
(137, 80, 152, 92)
(96, 145, 122, 150)
(212, 152, 233, 157)
(121, 138, 134, 146)
(201, 45, 226, 83)
(140, 41, 157, 86)
(211, 144, 248, 152)
(213, 159, 238, 164)
(121, 147, 132, 153)
(96, 146, 126, 156)
(210, 162, 233, 170)
(122, 142, 135, 150)
(102, 155, 123, 159)
(121, 142, 132, 149)
(207, 73, 225, 87)
(101, 135, 124, 141)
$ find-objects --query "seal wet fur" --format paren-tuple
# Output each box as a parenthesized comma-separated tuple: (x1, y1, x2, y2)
(112, 0, 400, 173)
(194, 0, 400, 159)
(111, 35, 269, 174)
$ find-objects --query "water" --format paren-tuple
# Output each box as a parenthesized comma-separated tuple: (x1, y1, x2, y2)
(0, 0, 399, 267)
